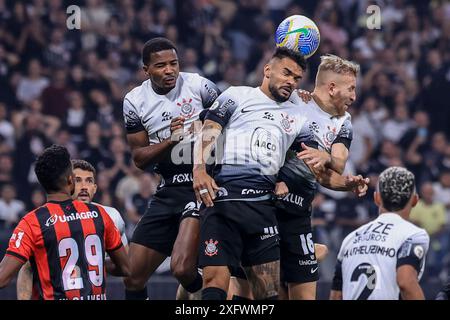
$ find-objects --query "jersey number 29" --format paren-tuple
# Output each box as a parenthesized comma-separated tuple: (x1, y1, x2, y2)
(58, 234, 103, 291)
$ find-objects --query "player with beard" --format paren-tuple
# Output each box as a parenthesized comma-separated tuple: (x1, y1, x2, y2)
(193, 48, 368, 300)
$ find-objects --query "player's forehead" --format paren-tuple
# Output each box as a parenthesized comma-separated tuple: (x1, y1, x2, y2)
(336, 73, 356, 87)
(73, 168, 94, 179)
(275, 57, 303, 77)
(149, 49, 178, 65)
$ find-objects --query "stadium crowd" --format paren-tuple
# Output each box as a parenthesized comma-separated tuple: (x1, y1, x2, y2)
(0, 0, 449, 285)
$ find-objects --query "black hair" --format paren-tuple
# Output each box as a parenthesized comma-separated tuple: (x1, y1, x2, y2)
(272, 47, 307, 71)
(142, 37, 177, 66)
(378, 166, 415, 212)
(72, 159, 96, 181)
(34, 145, 72, 193)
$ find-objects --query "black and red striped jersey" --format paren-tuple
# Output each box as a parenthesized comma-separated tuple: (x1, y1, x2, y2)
(6, 199, 123, 300)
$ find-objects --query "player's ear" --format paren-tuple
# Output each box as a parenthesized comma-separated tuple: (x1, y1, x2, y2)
(328, 81, 336, 96)
(263, 64, 271, 79)
(374, 191, 381, 207)
(93, 183, 98, 195)
(143, 64, 149, 74)
(411, 193, 419, 208)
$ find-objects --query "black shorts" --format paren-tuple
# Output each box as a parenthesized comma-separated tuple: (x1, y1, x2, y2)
(198, 200, 279, 268)
(276, 198, 319, 284)
(131, 186, 200, 256)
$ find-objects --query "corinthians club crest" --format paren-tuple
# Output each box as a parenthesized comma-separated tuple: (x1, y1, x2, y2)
(177, 98, 195, 118)
(280, 113, 294, 133)
(204, 239, 219, 256)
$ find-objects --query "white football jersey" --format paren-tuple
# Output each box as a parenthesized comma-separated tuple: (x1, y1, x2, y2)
(333, 213, 429, 300)
(280, 94, 353, 188)
(93, 203, 128, 246)
(123, 72, 219, 185)
(204, 86, 316, 200)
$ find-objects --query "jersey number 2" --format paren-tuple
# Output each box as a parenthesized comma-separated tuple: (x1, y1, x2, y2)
(58, 235, 103, 291)
(350, 262, 377, 300)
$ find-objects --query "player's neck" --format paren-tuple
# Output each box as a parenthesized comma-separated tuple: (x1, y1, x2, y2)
(311, 91, 338, 116)
(379, 208, 409, 220)
(151, 82, 173, 95)
(47, 192, 72, 203)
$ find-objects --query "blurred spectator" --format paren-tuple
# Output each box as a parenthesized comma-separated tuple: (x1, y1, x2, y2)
(0, 184, 25, 229)
(29, 187, 45, 211)
(381, 104, 413, 143)
(0, 102, 14, 150)
(0, 153, 13, 189)
(16, 59, 49, 105)
(64, 91, 91, 145)
(125, 173, 159, 232)
(41, 67, 70, 118)
(78, 121, 109, 169)
(410, 182, 448, 278)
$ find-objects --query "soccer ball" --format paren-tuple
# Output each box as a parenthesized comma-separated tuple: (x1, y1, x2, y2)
(275, 15, 320, 59)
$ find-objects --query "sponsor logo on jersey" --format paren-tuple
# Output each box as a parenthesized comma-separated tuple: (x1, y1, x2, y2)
(261, 226, 279, 240)
(44, 211, 99, 227)
(177, 98, 195, 118)
(250, 128, 279, 171)
(281, 193, 304, 207)
(182, 201, 201, 216)
(216, 187, 228, 197)
(280, 113, 294, 133)
(161, 111, 172, 121)
(205, 239, 219, 256)
(263, 112, 274, 120)
(298, 259, 318, 266)
(241, 189, 266, 195)
(172, 173, 193, 184)
(309, 121, 320, 133)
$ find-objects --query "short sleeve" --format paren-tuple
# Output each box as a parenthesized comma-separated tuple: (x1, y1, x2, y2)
(123, 96, 145, 134)
(333, 118, 353, 149)
(397, 230, 430, 274)
(204, 88, 239, 128)
(98, 206, 123, 252)
(199, 77, 220, 109)
(5, 218, 35, 263)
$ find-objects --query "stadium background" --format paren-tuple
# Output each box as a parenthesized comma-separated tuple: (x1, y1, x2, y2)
(0, 0, 449, 299)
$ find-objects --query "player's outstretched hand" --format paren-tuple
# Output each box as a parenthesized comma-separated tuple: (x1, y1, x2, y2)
(297, 143, 331, 171)
(170, 116, 185, 143)
(345, 174, 370, 197)
(193, 170, 219, 207)
(297, 89, 312, 103)
(275, 181, 289, 198)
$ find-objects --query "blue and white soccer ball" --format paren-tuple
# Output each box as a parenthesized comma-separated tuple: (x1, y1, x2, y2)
(275, 15, 320, 59)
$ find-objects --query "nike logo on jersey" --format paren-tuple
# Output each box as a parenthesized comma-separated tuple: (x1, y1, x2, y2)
(142, 116, 153, 124)
(310, 267, 318, 274)
(241, 107, 260, 113)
